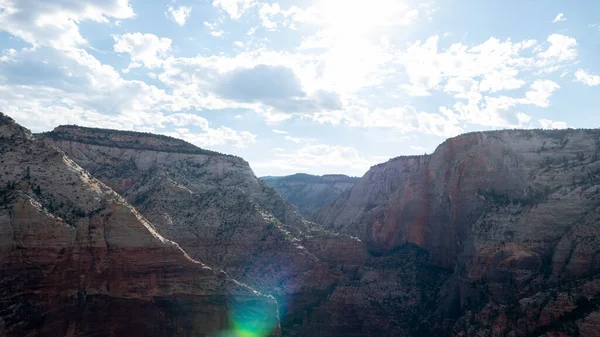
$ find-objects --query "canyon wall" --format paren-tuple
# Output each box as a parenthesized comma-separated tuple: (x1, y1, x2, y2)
(0, 114, 280, 337)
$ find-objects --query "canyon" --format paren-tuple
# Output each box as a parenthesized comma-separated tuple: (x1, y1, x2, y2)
(40, 125, 441, 337)
(261, 173, 359, 218)
(2, 111, 600, 336)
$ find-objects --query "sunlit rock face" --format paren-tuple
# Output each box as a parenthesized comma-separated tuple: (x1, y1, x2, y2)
(0, 113, 280, 337)
(261, 173, 359, 218)
(317, 129, 600, 336)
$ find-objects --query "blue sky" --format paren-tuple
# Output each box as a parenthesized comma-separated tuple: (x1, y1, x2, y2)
(1, 0, 599, 177)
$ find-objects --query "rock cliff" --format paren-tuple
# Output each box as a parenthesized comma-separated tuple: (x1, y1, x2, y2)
(40, 122, 600, 336)
(316, 129, 600, 336)
(41, 125, 448, 336)
(0, 114, 280, 337)
(261, 173, 359, 218)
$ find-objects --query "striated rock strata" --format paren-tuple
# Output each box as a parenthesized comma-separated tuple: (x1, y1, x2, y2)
(0, 114, 280, 337)
(261, 173, 359, 218)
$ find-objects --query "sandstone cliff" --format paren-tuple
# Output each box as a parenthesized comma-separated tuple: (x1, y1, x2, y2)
(0, 114, 280, 337)
(41, 125, 448, 337)
(316, 129, 600, 336)
(41, 122, 600, 336)
(261, 173, 359, 218)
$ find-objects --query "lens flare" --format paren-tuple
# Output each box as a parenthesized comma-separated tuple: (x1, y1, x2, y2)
(217, 295, 281, 337)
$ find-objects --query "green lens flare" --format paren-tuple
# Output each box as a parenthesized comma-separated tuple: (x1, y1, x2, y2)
(223, 297, 280, 337)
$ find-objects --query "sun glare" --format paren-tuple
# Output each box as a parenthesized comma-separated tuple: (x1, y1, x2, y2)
(309, 0, 414, 94)
(319, 0, 413, 37)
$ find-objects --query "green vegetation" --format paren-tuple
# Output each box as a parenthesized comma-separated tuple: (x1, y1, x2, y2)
(0, 180, 17, 206)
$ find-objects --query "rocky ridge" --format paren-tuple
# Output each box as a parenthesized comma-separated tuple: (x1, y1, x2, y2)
(261, 173, 359, 218)
(0, 114, 280, 337)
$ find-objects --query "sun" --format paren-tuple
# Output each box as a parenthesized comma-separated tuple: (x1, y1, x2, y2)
(306, 0, 414, 94)
(318, 0, 414, 38)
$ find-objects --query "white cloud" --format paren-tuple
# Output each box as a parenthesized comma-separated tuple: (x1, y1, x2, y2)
(0, 0, 135, 50)
(334, 105, 464, 137)
(575, 69, 600, 86)
(163, 113, 209, 129)
(212, 0, 255, 19)
(398, 35, 535, 97)
(163, 126, 256, 148)
(539, 119, 568, 129)
(156, 52, 343, 116)
(204, 21, 225, 37)
(258, 2, 303, 30)
(399, 34, 576, 98)
(0, 48, 17, 63)
(409, 145, 428, 152)
(536, 34, 577, 69)
(253, 144, 373, 174)
(525, 80, 560, 107)
(168, 5, 192, 26)
(389, 33, 578, 130)
(259, 3, 281, 30)
(289, 0, 420, 31)
(1, 74, 256, 148)
(552, 13, 567, 23)
(0, 24, 256, 150)
(453, 95, 532, 128)
(113, 33, 172, 70)
(272, 129, 288, 134)
(284, 135, 314, 144)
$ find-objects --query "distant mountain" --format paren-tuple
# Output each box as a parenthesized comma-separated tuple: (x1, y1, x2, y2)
(261, 173, 359, 218)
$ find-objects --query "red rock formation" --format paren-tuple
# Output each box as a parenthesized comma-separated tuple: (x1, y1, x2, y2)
(317, 129, 600, 336)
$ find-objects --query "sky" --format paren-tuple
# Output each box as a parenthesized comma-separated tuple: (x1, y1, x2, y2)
(1, 0, 600, 177)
